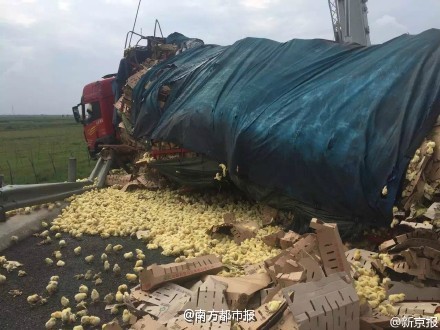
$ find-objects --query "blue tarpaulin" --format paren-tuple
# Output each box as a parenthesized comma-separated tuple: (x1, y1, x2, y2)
(131, 29, 440, 228)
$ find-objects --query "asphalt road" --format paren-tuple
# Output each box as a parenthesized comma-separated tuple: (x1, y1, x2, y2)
(0, 232, 174, 329)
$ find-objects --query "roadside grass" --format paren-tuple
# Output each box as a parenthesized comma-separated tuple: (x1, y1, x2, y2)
(0, 115, 95, 184)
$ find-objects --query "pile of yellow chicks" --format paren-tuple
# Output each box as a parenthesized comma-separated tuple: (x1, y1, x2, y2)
(351, 250, 406, 317)
(51, 187, 280, 275)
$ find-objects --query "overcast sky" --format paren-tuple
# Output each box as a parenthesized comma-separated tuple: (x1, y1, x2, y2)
(0, 0, 439, 115)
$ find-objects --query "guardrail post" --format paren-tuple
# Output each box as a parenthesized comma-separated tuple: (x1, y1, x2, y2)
(0, 207, 5, 222)
(68, 158, 77, 182)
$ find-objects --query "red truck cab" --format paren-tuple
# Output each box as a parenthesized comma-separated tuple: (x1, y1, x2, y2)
(72, 74, 118, 158)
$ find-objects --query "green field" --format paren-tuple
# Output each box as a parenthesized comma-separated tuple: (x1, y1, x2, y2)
(0, 115, 95, 184)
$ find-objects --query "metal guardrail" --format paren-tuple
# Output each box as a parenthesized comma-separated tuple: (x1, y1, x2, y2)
(0, 181, 92, 222)
(0, 151, 115, 222)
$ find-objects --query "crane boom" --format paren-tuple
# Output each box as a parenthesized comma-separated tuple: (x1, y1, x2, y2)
(328, 0, 371, 46)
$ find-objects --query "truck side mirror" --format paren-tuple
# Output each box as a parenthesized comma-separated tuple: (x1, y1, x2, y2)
(72, 104, 83, 124)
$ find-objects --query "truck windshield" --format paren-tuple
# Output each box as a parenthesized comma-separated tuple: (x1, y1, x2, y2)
(85, 102, 101, 124)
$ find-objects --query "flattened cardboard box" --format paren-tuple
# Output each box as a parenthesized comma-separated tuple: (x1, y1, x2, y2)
(208, 273, 271, 310)
(386, 281, 440, 301)
(243, 262, 266, 275)
(379, 230, 440, 252)
(282, 272, 359, 330)
(394, 302, 440, 316)
(132, 283, 193, 324)
(131, 315, 167, 330)
(139, 254, 223, 291)
(106, 174, 132, 186)
(238, 290, 286, 330)
(181, 276, 231, 329)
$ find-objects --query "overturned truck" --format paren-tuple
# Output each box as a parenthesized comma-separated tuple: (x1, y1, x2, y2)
(101, 29, 440, 233)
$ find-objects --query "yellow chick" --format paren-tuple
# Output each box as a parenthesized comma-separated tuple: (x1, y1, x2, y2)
(267, 300, 282, 313)
(113, 244, 123, 252)
(89, 316, 100, 326)
(115, 291, 124, 303)
(54, 251, 62, 259)
(61, 308, 72, 323)
(101, 253, 107, 262)
(61, 296, 69, 307)
(385, 304, 398, 316)
(103, 293, 114, 304)
(123, 252, 133, 260)
(79, 284, 88, 294)
(80, 316, 90, 325)
(56, 260, 65, 267)
(122, 309, 132, 324)
(126, 273, 137, 283)
(104, 260, 110, 271)
(0, 275, 6, 284)
(45, 318, 56, 329)
(118, 284, 128, 293)
(84, 255, 94, 263)
(76, 310, 88, 317)
(95, 278, 102, 286)
(45, 258, 53, 266)
(91, 289, 99, 303)
(46, 281, 58, 295)
(59, 240, 66, 248)
(110, 305, 119, 315)
(388, 293, 405, 304)
(105, 244, 112, 253)
(40, 230, 49, 238)
(113, 264, 121, 275)
(84, 270, 93, 280)
(75, 293, 87, 302)
(74, 247, 81, 255)
(55, 233, 62, 239)
(353, 250, 361, 261)
(133, 267, 143, 274)
(72, 326, 84, 330)
(51, 311, 62, 319)
(76, 301, 87, 310)
(368, 299, 380, 308)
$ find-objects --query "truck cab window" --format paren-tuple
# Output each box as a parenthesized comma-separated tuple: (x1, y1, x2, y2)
(85, 102, 101, 124)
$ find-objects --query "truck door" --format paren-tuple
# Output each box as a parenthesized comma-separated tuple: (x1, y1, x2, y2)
(84, 102, 102, 150)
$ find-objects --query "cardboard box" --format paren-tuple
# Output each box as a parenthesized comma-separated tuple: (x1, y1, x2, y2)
(279, 231, 301, 249)
(310, 219, 352, 278)
(139, 255, 223, 291)
(282, 272, 359, 330)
